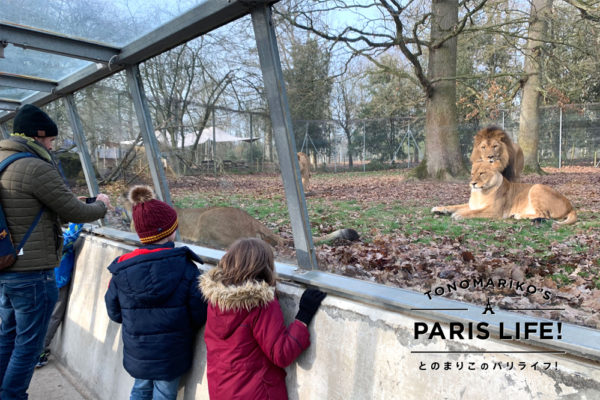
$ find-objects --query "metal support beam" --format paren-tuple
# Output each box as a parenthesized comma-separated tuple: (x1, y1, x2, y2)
(125, 65, 173, 205)
(0, 73, 57, 92)
(0, 22, 119, 62)
(0, 122, 10, 139)
(63, 95, 99, 197)
(251, 6, 318, 270)
(0, 99, 19, 112)
(116, 0, 276, 64)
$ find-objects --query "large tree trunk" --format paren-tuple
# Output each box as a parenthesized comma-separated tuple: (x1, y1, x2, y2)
(519, 0, 553, 173)
(423, 0, 465, 179)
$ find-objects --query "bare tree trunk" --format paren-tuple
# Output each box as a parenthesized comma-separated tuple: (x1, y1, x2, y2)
(519, 0, 553, 173)
(344, 126, 353, 168)
(423, 0, 465, 179)
(266, 121, 274, 162)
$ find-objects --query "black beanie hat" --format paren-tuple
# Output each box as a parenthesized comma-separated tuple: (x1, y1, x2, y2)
(13, 104, 58, 138)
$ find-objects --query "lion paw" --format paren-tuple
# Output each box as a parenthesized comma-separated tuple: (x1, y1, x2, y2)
(431, 207, 449, 215)
(451, 213, 464, 221)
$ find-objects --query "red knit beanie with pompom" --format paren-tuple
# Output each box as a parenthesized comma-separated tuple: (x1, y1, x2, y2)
(128, 185, 178, 244)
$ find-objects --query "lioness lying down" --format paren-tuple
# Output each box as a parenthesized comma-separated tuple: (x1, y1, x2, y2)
(123, 186, 359, 249)
(175, 206, 358, 248)
(432, 162, 576, 225)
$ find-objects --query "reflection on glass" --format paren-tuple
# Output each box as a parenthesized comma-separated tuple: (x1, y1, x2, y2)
(0, 46, 91, 82)
(0, 86, 35, 102)
(1, 0, 207, 47)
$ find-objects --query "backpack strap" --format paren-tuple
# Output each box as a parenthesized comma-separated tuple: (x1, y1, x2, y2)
(0, 152, 45, 252)
(0, 152, 38, 172)
(16, 207, 45, 252)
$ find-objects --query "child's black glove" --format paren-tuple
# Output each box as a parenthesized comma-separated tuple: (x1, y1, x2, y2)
(295, 288, 327, 325)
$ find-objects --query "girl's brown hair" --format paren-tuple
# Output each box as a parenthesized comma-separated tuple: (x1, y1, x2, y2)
(218, 238, 276, 286)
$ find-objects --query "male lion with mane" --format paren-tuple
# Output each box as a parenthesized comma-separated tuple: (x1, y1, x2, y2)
(123, 186, 358, 249)
(431, 162, 576, 224)
(471, 126, 524, 182)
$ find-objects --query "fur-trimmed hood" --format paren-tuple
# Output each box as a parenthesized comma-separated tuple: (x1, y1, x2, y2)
(199, 267, 275, 312)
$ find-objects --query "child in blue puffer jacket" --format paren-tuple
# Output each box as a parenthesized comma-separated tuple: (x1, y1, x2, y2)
(105, 185, 207, 400)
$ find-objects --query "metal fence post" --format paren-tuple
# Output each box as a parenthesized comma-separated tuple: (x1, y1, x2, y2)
(212, 109, 217, 177)
(558, 107, 562, 169)
(363, 122, 366, 172)
(63, 95, 100, 197)
(251, 5, 318, 270)
(249, 113, 254, 169)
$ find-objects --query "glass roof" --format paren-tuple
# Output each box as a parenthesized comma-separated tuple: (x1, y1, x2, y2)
(1, 0, 206, 47)
(0, 46, 91, 82)
(0, 0, 261, 116)
(0, 86, 36, 102)
(0, 0, 207, 103)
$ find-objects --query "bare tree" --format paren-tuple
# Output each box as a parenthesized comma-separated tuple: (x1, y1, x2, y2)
(141, 39, 235, 170)
(332, 75, 363, 167)
(279, 0, 489, 179)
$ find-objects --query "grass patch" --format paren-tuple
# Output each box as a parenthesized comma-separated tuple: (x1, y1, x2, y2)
(551, 273, 571, 286)
(173, 183, 594, 262)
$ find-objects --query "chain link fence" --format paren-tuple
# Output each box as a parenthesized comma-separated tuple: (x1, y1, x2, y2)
(45, 94, 600, 184)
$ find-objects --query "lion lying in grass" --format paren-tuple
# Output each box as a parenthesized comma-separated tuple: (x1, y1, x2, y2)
(432, 162, 576, 225)
(122, 186, 358, 249)
(471, 126, 524, 182)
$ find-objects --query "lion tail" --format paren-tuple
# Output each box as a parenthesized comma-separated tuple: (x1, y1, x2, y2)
(556, 209, 577, 225)
(314, 228, 360, 244)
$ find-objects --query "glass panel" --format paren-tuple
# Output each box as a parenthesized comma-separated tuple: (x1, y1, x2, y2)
(1, 0, 207, 47)
(0, 86, 35, 102)
(36, 74, 141, 230)
(0, 46, 92, 84)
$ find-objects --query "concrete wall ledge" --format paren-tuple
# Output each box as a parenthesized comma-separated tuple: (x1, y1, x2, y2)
(55, 228, 600, 399)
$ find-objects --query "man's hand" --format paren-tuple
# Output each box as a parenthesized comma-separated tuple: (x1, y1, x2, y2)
(96, 193, 112, 209)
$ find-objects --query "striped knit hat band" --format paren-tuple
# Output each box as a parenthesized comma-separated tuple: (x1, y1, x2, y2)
(128, 186, 178, 244)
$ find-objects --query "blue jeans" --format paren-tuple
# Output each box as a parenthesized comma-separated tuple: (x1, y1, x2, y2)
(130, 376, 181, 400)
(0, 270, 58, 400)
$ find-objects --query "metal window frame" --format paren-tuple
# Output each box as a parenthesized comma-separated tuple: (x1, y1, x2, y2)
(125, 65, 171, 205)
(0, 73, 57, 93)
(251, 6, 317, 269)
(63, 94, 99, 196)
(0, 21, 120, 62)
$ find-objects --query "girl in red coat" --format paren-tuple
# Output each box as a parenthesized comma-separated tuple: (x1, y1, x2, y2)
(200, 238, 326, 400)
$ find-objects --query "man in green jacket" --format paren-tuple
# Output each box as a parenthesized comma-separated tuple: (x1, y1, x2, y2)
(0, 104, 111, 400)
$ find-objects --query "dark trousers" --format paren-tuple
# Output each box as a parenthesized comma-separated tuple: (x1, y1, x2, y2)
(0, 270, 58, 400)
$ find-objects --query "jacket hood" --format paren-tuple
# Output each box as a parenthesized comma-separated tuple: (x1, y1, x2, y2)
(200, 267, 275, 312)
(0, 136, 52, 162)
(108, 245, 199, 305)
